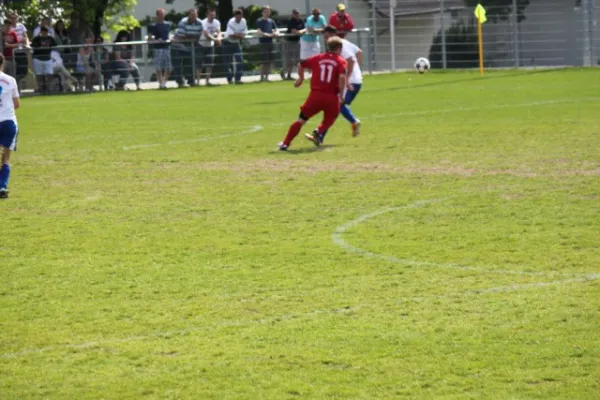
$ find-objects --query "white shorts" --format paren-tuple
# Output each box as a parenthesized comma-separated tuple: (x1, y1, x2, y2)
(33, 59, 53, 75)
(300, 40, 321, 60)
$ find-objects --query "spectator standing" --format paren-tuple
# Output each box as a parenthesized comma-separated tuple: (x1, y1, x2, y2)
(33, 17, 56, 38)
(200, 8, 222, 86)
(2, 21, 19, 77)
(113, 31, 141, 91)
(172, 9, 204, 88)
(281, 9, 305, 80)
(328, 4, 354, 38)
(256, 5, 279, 82)
(75, 35, 97, 92)
(8, 13, 28, 46)
(9, 12, 30, 85)
(224, 9, 248, 84)
(31, 27, 56, 94)
(300, 8, 326, 61)
(147, 8, 172, 89)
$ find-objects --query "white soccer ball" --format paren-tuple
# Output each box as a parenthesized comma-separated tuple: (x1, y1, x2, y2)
(414, 57, 430, 74)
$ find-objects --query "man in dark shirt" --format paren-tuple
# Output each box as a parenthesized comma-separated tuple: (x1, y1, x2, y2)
(147, 8, 172, 89)
(256, 5, 279, 82)
(31, 27, 56, 93)
(281, 9, 305, 80)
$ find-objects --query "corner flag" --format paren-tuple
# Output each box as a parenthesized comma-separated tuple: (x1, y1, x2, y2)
(474, 4, 487, 75)
(474, 4, 487, 24)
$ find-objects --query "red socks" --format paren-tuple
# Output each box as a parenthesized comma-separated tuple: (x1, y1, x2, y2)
(283, 121, 303, 146)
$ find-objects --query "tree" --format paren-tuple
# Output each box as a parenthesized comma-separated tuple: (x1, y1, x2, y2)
(463, 0, 530, 23)
(0, 0, 139, 36)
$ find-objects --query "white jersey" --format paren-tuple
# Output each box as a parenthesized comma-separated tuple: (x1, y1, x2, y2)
(341, 39, 363, 84)
(225, 17, 248, 43)
(0, 72, 19, 122)
(201, 18, 221, 46)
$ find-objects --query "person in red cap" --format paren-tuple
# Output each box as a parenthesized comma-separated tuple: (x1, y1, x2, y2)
(328, 3, 354, 38)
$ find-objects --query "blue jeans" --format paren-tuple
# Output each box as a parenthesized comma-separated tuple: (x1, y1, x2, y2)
(224, 41, 243, 82)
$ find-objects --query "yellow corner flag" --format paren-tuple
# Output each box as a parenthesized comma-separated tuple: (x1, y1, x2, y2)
(474, 4, 487, 24)
(474, 4, 486, 75)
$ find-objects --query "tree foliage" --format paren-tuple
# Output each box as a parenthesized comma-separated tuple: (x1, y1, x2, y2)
(0, 0, 139, 36)
(463, 0, 530, 23)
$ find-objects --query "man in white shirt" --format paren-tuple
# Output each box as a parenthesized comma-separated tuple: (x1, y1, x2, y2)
(0, 54, 21, 199)
(306, 26, 363, 146)
(200, 8, 222, 86)
(224, 9, 248, 84)
(33, 17, 56, 38)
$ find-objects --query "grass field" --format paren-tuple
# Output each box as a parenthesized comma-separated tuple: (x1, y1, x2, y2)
(1, 69, 600, 399)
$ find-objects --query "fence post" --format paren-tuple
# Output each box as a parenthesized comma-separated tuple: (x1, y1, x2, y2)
(582, 0, 591, 66)
(590, 0, 596, 66)
(280, 38, 285, 77)
(191, 43, 197, 84)
(390, 0, 396, 71)
(512, 0, 520, 67)
(305, 0, 311, 16)
(142, 42, 148, 86)
(440, 0, 447, 69)
(367, 29, 373, 74)
(371, 0, 377, 71)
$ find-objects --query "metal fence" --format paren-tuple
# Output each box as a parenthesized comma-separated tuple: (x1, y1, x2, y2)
(339, 0, 600, 70)
(4, 28, 371, 94)
(4, 0, 599, 94)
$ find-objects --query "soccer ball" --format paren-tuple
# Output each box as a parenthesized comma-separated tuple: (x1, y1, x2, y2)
(414, 57, 430, 74)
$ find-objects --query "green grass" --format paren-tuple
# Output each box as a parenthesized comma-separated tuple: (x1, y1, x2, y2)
(1, 69, 600, 399)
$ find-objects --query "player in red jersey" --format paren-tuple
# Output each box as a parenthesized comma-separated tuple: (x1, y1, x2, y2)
(278, 36, 347, 151)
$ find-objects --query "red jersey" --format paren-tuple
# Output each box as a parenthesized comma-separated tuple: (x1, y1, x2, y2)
(301, 52, 347, 95)
(328, 12, 355, 38)
(3, 30, 19, 58)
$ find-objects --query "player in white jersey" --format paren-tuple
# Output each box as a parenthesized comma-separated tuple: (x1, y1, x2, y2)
(0, 55, 21, 199)
(306, 26, 363, 145)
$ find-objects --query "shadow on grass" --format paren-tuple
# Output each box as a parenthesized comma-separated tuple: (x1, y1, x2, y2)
(270, 144, 339, 155)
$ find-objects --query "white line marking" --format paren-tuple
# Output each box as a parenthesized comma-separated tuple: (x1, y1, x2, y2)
(362, 97, 600, 121)
(3, 272, 599, 360)
(395, 274, 600, 303)
(122, 125, 264, 150)
(332, 199, 596, 278)
(267, 97, 600, 128)
(26, 97, 600, 150)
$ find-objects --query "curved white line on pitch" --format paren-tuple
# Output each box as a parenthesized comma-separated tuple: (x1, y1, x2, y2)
(332, 199, 598, 279)
(122, 125, 264, 150)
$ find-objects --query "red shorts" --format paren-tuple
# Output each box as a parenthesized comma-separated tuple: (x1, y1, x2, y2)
(300, 92, 341, 121)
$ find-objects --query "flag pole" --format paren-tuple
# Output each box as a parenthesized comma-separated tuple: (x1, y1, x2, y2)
(477, 18, 484, 75)
(476, 6, 485, 76)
